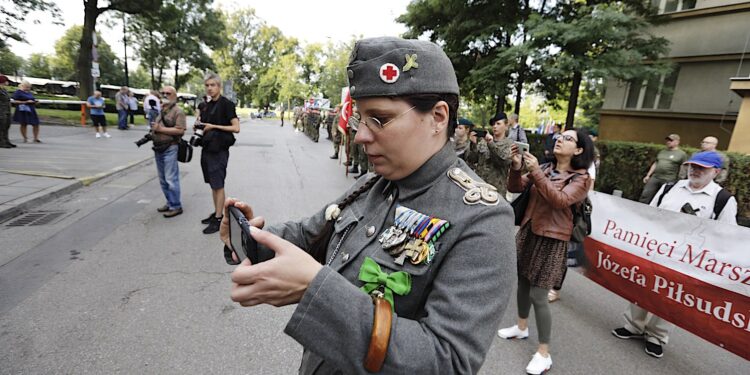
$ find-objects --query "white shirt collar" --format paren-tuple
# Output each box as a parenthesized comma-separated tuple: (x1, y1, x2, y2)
(676, 179, 721, 197)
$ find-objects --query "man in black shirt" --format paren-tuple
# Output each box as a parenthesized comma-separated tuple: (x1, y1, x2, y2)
(197, 72, 240, 234)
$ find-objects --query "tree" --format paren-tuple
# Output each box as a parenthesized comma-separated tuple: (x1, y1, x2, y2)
(214, 8, 296, 106)
(398, 0, 523, 114)
(1, 0, 61, 48)
(25, 53, 52, 78)
(525, 2, 670, 127)
(317, 41, 353, 104)
(128, 0, 226, 91)
(52, 25, 124, 85)
(76, 0, 161, 100)
(0, 45, 24, 75)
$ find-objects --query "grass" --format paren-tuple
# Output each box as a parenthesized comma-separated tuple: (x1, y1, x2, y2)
(35, 108, 148, 126)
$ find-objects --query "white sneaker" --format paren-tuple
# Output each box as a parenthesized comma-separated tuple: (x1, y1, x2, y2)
(95, 133, 101, 138)
(525, 352, 552, 375)
(104, 132, 111, 138)
(497, 325, 529, 339)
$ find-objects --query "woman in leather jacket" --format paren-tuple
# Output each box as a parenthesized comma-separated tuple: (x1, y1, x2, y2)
(498, 127, 594, 375)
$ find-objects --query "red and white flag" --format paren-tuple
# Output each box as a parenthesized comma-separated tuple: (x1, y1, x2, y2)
(339, 87, 352, 134)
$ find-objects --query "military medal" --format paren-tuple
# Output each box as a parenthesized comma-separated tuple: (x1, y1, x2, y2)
(378, 205, 450, 266)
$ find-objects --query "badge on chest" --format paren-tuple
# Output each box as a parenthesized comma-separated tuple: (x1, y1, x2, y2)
(378, 205, 450, 266)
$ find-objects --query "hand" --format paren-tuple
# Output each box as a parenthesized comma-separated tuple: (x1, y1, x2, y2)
(643, 176, 650, 184)
(220, 198, 263, 258)
(203, 123, 215, 132)
(510, 144, 523, 171)
(484, 133, 494, 143)
(152, 123, 162, 132)
(523, 151, 540, 172)
(230, 228, 323, 307)
(469, 131, 477, 144)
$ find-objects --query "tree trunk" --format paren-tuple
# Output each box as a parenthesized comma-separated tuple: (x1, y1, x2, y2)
(496, 95, 507, 115)
(566, 70, 583, 129)
(76, 0, 99, 100)
(148, 30, 156, 89)
(157, 68, 163, 88)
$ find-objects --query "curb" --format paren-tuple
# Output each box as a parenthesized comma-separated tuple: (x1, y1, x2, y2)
(0, 156, 153, 223)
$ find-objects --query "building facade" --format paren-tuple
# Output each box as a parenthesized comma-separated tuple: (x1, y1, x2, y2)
(600, 0, 750, 150)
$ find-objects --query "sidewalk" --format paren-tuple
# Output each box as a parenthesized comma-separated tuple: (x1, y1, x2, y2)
(0, 121, 193, 222)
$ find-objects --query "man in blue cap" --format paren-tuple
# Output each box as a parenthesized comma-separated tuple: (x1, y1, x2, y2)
(612, 150, 736, 359)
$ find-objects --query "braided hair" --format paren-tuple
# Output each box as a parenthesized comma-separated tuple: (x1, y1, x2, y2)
(308, 175, 382, 264)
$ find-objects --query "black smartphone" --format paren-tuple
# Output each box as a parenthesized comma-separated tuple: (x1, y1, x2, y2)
(228, 206, 259, 264)
(474, 129, 487, 139)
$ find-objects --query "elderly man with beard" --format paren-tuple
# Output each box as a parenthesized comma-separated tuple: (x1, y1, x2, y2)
(611, 150, 736, 359)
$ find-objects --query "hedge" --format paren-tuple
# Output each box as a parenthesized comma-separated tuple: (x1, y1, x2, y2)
(526, 133, 750, 225)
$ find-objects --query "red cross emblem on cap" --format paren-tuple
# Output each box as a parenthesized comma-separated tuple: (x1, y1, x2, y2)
(379, 63, 400, 84)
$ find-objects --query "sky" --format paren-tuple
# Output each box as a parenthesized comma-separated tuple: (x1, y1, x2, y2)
(8, 0, 412, 64)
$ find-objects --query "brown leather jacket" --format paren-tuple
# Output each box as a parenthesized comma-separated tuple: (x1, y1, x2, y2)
(508, 164, 590, 241)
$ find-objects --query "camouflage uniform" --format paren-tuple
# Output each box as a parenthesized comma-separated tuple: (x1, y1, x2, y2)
(0, 86, 11, 147)
(306, 110, 322, 142)
(462, 138, 513, 198)
(347, 113, 368, 173)
(323, 111, 335, 140)
(293, 107, 303, 131)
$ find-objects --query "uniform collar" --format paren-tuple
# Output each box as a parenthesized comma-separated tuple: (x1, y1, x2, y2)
(391, 142, 456, 201)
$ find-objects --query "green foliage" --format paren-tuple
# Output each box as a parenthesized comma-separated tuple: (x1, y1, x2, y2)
(0, 0, 61, 48)
(52, 25, 124, 84)
(0, 45, 23, 74)
(25, 53, 52, 78)
(398, 0, 523, 112)
(214, 8, 296, 107)
(127, 0, 225, 90)
(317, 41, 354, 105)
(526, 2, 670, 125)
(527, 136, 750, 221)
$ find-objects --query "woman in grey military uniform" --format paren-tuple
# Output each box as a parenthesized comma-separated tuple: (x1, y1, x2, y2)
(221, 37, 515, 374)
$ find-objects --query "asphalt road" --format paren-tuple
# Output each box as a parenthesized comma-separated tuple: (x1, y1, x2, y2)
(0, 118, 744, 374)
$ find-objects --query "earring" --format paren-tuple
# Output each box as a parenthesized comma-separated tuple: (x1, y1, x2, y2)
(434, 129, 439, 134)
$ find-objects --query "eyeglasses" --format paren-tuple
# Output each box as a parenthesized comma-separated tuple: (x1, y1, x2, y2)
(560, 134, 578, 143)
(351, 106, 416, 132)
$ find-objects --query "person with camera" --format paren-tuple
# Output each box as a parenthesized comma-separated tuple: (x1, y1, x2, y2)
(612, 150, 736, 359)
(219, 37, 515, 374)
(498, 127, 593, 375)
(196, 72, 240, 234)
(463, 112, 514, 198)
(149, 86, 186, 218)
(453, 117, 473, 157)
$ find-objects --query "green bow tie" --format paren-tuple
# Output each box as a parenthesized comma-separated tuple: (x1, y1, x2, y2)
(358, 257, 412, 311)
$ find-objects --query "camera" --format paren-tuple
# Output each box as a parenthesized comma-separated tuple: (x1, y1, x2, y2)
(190, 122, 205, 147)
(474, 129, 488, 139)
(134, 133, 153, 147)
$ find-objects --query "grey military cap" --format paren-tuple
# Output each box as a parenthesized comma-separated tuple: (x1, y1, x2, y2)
(347, 37, 459, 99)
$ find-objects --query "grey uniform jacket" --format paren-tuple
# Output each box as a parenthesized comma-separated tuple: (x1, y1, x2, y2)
(254, 143, 516, 374)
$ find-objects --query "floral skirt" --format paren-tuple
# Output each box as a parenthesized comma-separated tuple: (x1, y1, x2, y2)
(516, 221, 568, 290)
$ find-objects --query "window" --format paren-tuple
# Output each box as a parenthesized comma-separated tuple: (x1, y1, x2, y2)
(624, 67, 680, 110)
(652, 0, 696, 14)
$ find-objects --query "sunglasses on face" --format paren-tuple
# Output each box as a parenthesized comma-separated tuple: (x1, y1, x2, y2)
(351, 106, 416, 132)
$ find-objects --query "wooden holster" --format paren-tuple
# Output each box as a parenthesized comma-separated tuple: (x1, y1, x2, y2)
(364, 296, 392, 372)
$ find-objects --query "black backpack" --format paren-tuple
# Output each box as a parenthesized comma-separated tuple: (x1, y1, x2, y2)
(656, 182, 731, 220)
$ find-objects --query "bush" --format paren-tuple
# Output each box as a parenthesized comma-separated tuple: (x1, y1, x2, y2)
(527, 134, 750, 224)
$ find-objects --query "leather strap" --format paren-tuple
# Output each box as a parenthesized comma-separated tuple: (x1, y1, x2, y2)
(364, 295, 392, 372)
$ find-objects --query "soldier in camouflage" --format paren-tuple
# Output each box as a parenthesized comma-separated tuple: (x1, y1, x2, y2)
(305, 108, 322, 142)
(330, 105, 343, 159)
(347, 110, 368, 177)
(462, 112, 513, 198)
(323, 107, 336, 140)
(0, 75, 15, 148)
